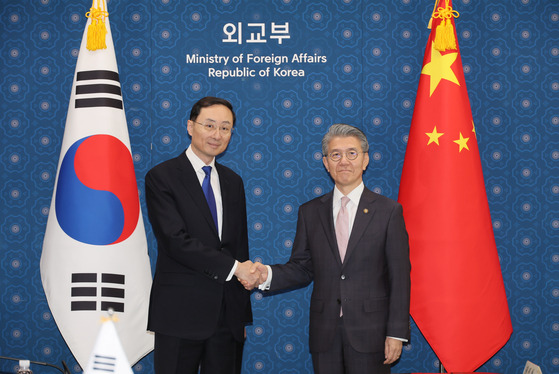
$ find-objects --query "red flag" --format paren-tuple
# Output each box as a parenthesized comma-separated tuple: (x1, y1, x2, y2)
(398, 0, 512, 371)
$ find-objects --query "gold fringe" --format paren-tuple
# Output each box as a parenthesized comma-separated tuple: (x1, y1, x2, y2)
(85, 0, 108, 51)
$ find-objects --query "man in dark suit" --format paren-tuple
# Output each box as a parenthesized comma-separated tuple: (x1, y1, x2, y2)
(145, 97, 259, 374)
(246, 124, 411, 374)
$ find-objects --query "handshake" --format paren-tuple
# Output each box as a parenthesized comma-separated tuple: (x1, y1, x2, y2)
(234, 260, 268, 291)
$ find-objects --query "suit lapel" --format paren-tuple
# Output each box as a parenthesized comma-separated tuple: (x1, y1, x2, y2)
(343, 188, 378, 265)
(176, 153, 219, 237)
(318, 192, 343, 267)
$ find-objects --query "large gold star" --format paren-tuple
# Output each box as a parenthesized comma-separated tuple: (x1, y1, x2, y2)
(421, 42, 460, 96)
(426, 126, 444, 145)
(453, 132, 470, 152)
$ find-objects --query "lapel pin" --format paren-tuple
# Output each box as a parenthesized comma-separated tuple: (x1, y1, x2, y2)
(363, 208, 369, 214)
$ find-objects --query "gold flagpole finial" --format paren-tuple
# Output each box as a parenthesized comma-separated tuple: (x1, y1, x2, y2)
(85, 0, 109, 51)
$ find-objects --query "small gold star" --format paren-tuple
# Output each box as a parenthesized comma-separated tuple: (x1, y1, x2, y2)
(453, 132, 470, 152)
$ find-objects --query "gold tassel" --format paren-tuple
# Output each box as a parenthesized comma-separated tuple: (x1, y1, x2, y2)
(432, 4, 460, 51)
(85, 0, 109, 51)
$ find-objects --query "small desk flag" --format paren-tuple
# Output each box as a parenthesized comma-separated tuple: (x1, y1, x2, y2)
(84, 317, 133, 374)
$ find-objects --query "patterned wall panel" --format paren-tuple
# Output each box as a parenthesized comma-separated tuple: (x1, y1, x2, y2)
(1, 0, 558, 373)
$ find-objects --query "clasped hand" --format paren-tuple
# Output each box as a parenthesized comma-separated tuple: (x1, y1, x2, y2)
(235, 261, 268, 290)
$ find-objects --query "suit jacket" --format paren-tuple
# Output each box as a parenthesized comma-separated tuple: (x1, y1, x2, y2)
(269, 187, 410, 353)
(145, 151, 252, 342)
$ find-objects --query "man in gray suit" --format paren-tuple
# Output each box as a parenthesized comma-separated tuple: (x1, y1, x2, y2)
(245, 124, 411, 374)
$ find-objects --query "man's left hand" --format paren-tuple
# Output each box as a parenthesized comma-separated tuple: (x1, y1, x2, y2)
(383, 337, 403, 364)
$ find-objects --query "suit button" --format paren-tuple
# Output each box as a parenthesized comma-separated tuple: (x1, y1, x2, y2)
(213, 275, 218, 280)
(341, 274, 346, 280)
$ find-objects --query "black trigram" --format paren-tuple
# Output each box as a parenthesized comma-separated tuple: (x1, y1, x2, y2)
(71, 273, 125, 312)
(92, 354, 116, 373)
(75, 70, 123, 110)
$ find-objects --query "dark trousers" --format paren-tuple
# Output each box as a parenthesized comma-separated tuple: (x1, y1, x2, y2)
(154, 307, 244, 374)
(311, 317, 390, 374)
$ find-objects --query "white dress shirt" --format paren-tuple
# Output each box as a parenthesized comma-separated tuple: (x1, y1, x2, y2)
(186, 147, 223, 238)
(186, 147, 238, 280)
(332, 182, 364, 235)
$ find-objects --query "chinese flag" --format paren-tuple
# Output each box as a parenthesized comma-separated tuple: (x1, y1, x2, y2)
(398, 0, 512, 371)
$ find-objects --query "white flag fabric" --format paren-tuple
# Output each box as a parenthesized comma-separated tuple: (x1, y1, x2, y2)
(40, 3, 153, 369)
(84, 319, 134, 374)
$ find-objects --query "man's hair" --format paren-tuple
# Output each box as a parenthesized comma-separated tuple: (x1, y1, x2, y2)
(189, 96, 236, 126)
(321, 123, 369, 156)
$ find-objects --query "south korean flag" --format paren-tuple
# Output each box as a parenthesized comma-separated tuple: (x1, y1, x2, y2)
(40, 0, 153, 368)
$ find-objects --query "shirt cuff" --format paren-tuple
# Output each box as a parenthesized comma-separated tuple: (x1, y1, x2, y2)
(226, 260, 238, 281)
(257, 265, 273, 290)
(387, 336, 408, 342)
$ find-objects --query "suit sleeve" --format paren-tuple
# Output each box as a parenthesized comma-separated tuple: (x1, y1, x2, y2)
(145, 167, 235, 283)
(385, 203, 411, 340)
(269, 205, 314, 291)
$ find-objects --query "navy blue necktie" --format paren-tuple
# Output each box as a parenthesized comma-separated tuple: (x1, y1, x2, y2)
(202, 166, 218, 232)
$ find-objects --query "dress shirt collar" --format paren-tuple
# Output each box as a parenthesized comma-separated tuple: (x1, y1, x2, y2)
(333, 182, 364, 206)
(186, 146, 216, 171)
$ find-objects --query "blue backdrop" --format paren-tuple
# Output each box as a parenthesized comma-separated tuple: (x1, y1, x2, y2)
(1, 0, 558, 373)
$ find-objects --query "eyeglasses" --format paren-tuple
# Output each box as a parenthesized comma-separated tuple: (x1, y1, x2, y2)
(325, 150, 364, 162)
(192, 120, 234, 135)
